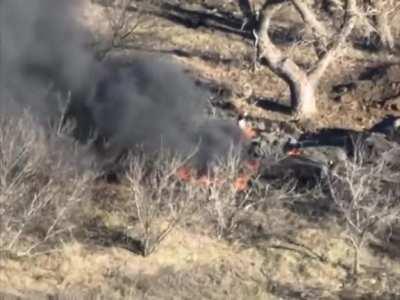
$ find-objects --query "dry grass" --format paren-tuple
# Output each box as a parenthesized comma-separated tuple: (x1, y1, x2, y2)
(2, 0, 400, 298)
(1, 111, 400, 298)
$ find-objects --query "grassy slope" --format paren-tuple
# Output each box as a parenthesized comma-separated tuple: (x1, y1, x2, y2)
(1, 1, 400, 299)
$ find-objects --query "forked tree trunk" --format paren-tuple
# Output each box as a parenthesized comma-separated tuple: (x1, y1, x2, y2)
(256, 3, 318, 118)
(255, 0, 356, 119)
(266, 54, 318, 116)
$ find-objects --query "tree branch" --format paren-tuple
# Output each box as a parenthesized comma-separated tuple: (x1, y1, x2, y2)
(308, 0, 356, 84)
(372, 0, 396, 52)
(257, 3, 306, 82)
(290, 0, 331, 38)
(257, 2, 314, 113)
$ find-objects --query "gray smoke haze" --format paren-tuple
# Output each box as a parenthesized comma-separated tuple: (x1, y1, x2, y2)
(0, 0, 243, 168)
(0, 0, 95, 115)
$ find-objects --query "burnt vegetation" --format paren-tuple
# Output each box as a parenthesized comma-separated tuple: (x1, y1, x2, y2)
(1, 0, 400, 299)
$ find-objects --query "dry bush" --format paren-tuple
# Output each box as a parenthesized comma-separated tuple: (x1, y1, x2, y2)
(359, 0, 400, 52)
(327, 146, 400, 277)
(199, 150, 278, 240)
(124, 151, 205, 256)
(203, 153, 254, 239)
(0, 111, 94, 256)
(96, 0, 146, 59)
(122, 148, 276, 252)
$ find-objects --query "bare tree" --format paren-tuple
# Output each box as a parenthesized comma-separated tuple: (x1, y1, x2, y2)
(327, 148, 400, 277)
(204, 152, 251, 239)
(0, 112, 93, 256)
(96, 0, 144, 60)
(125, 152, 203, 256)
(363, 0, 398, 53)
(239, 0, 357, 118)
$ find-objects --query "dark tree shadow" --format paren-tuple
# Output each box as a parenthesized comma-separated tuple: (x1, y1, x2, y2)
(352, 33, 383, 53)
(285, 194, 338, 223)
(157, 2, 250, 38)
(254, 97, 292, 115)
(267, 280, 400, 300)
(331, 82, 357, 96)
(80, 217, 145, 255)
(358, 64, 389, 82)
(152, 2, 304, 45)
(267, 280, 329, 300)
(122, 44, 254, 68)
(269, 24, 304, 45)
(370, 224, 400, 261)
(156, 48, 245, 66)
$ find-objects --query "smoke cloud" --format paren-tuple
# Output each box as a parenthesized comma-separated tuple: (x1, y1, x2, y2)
(0, 0, 242, 168)
(0, 0, 94, 115)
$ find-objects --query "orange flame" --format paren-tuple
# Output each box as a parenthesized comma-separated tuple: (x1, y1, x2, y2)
(176, 166, 193, 182)
(234, 174, 250, 192)
(176, 158, 263, 192)
(244, 159, 261, 173)
(241, 126, 257, 140)
(287, 148, 302, 156)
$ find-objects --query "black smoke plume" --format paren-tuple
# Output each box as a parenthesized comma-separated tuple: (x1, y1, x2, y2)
(0, 0, 243, 169)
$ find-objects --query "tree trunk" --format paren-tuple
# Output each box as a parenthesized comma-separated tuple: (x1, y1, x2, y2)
(290, 0, 330, 38)
(255, 0, 355, 118)
(257, 3, 318, 118)
(289, 78, 317, 116)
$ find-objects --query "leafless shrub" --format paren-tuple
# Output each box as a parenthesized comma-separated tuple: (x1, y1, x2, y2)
(0, 112, 94, 256)
(97, 0, 145, 59)
(327, 147, 400, 277)
(202, 151, 270, 240)
(124, 151, 204, 257)
(360, 0, 399, 52)
(203, 152, 246, 239)
(0, 112, 42, 191)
